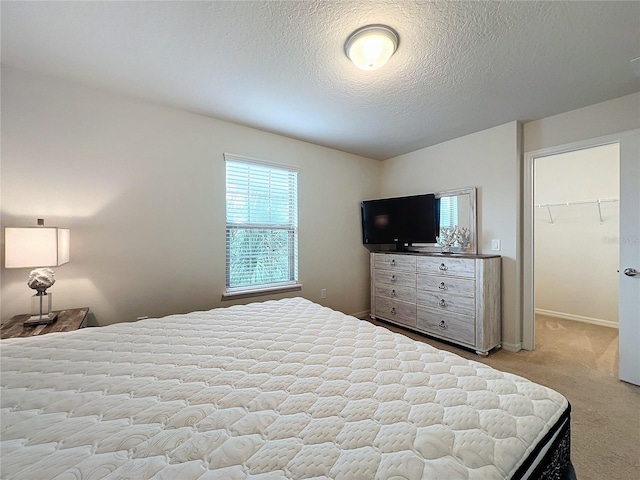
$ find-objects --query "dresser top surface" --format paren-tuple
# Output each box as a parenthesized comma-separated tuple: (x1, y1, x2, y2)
(373, 251, 501, 260)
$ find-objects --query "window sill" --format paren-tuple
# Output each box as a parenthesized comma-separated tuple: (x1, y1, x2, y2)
(222, 283, 303, 301)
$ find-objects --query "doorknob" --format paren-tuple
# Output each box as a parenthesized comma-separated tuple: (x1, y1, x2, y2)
(624, 268, 639, 277)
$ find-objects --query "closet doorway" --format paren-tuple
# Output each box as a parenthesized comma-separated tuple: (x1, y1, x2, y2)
(523, 129, 640, 385)
(533, 144, 620, 375)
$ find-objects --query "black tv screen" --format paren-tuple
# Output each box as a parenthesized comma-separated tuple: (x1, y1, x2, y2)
(361, 193, 438, 246)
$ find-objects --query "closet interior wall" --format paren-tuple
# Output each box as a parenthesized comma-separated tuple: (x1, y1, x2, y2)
(534, 143, 620, 328)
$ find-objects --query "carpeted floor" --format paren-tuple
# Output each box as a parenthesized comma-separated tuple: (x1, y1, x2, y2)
(368, 315, 640, 480)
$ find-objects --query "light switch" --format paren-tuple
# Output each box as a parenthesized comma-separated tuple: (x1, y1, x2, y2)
(491, 239, 501, 251)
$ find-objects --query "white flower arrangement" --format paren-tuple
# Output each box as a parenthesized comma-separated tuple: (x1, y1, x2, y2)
(436, 226, 470, 253)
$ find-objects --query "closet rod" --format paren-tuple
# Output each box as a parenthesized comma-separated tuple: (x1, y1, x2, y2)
(535, 198, 619, 224)
(534, 198, 619, 208)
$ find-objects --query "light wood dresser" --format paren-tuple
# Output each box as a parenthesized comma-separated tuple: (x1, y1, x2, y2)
(370, 252, 501, 356)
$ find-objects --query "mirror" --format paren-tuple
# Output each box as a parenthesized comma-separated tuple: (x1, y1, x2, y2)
(414, 186, 477, 254)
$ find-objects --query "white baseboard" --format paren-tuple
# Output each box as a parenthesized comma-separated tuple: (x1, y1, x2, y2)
(502, 342, 522, 352)
(350, 310, 371, 320)
(535, 308, 618, 329)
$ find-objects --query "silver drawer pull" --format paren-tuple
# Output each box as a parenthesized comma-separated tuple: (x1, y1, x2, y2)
(439, 299, 447, 307)
(439, 263, 448, 271)
(391, 275, 397, 282)
(390, 259, 396, 266)
(438, 320, 447, 330)
(438, 282, 447, 290)
(390, 307, 396, 315)
(391, 289, 396, 297)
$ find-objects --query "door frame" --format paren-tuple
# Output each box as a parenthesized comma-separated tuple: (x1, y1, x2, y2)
(522, 130, 637, 350)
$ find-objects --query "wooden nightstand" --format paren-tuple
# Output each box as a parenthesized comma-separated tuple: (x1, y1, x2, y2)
(1, 307, 89, 339)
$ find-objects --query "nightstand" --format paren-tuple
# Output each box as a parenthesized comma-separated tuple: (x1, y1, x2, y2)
(1, 307, 89, 339)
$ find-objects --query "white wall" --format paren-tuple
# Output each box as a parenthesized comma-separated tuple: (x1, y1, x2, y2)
(3, 67, 636, 344)
(524, 93, 640, 152)
(0, 68, 381, 325)
(381, 122, 522, 350)
(534, 144, 620, 326)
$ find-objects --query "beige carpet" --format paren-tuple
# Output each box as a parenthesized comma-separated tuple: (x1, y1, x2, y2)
(368, 315, 640, 480)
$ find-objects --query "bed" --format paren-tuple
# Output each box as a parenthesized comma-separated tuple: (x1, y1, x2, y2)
(1, 297, 574, 479)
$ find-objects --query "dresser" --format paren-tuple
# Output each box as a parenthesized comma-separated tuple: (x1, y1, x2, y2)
(370, 252, 501, 355)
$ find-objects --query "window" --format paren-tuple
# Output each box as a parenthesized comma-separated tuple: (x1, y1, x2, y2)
(225, 154, 299, 293)
(439, 195, 458, 228)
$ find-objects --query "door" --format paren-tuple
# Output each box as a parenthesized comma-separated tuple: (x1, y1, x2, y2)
(619, 130, 640, 385)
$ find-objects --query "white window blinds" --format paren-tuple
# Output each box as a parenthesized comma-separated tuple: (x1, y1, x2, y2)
(225, 154, 298, 292)
(439, 196, 458, 228)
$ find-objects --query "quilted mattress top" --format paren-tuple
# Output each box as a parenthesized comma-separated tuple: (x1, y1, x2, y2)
(1, 297, 567, 479)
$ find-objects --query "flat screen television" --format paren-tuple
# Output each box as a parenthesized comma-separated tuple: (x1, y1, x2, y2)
(361, 193, 439, 249)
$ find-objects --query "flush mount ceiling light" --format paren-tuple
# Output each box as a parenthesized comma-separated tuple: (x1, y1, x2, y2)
(344, 24, 399, 71)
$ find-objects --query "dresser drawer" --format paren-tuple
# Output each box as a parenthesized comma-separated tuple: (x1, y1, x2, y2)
(417, 274, 475, 297)
(416, 290, 476, 316)
(375, 297, 416, 328)
(416, 256, 475, 278)
(417, 307, 475, 346)
(374, 254, 416, 272)
(374, 269, 416, 288)
(374, 283, 416, 303)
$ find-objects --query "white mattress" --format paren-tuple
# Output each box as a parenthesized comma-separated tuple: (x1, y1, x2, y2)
(1, 297, 568, 479)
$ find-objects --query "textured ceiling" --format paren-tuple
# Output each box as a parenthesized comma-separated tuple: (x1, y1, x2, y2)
(2, 1, 639, 160)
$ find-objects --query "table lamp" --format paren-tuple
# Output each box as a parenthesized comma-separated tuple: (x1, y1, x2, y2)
(5, 219, 70, 325)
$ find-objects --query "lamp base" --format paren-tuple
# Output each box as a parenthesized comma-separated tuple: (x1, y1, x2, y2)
(24, 312, 59, 326)
(30, 291, 54, 324)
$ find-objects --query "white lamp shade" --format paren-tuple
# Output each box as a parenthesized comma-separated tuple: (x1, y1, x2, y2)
(5, 227, 70, 268)
(345, 25, 399, 71)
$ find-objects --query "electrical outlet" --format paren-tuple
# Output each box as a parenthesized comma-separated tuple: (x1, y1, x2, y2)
(491, 239, 501, 251)
(321, 289, 327, 299)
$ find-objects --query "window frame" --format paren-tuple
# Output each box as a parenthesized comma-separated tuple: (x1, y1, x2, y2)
(223, 153, 301, 298)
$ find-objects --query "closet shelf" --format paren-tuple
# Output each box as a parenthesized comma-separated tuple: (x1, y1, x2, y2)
(535, 198, 619, 224)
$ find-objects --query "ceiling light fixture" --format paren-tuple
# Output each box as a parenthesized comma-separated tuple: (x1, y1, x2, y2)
(345, 24, 399, 71)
